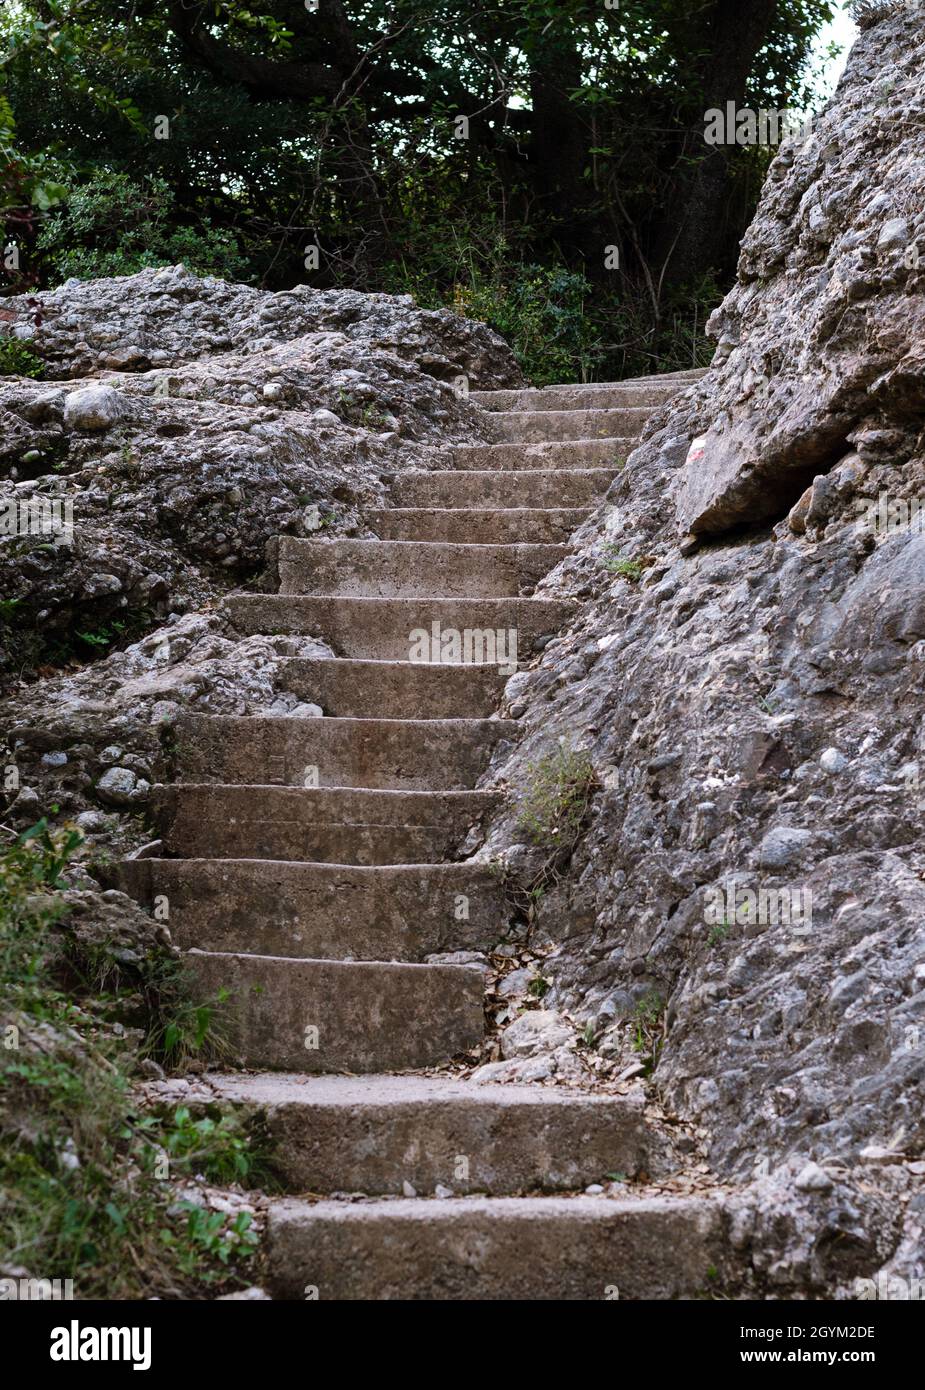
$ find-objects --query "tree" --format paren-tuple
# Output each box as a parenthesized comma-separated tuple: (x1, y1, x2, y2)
(1, 0, 837, 378)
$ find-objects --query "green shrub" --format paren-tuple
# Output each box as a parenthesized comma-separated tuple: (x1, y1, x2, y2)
(36, 170, 251, 284)
(452, 260, 605, 387)
(631, 990, 667, 1074)
(0, 335, 44, 378)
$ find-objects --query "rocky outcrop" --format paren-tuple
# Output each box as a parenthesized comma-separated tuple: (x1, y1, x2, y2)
(673, 9, 925, 536)
(2, 265, 519, 386)
(483, 8, 925, 1190)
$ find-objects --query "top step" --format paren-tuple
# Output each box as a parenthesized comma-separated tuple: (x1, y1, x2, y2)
(470, 378, 697, 413)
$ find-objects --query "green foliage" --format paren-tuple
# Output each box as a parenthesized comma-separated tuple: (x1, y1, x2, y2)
(35, 170, 250, 284)
(516, 742, 597, 852)
(163, 1205, 258, 1277)
(132, 1104, 271, 1188)
(451, 259, 603, 387)
(631, 990, 667, 1073)
(0, 335, 44, 378)
(601, 547, 644, 581)
(135, 952, 233, 1071)
(0, 819, 262, 1297)
(3, 815, 83, 892)
(1, 0, 837, 375)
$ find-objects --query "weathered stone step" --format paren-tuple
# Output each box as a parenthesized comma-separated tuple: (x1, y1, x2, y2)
(278, 657, 508, 719)
(541, 368, 707, 388)
(206, 1074, 662, 1195)
(487, 408, 649, 444)
(115, 858, 504, 960)
(152, 784, 500, 864)
(449, 439, 629, 470)
(370, 507, 592, 545)
(391, 468, 617, 509)
(225, 594, 573, 662)
(277, 536, 566, 599)
(265, 1194, 726, 1300)
(470, 383, 682, 411)
(170, 714, 518, 791)
(186, 951, 484, 1072)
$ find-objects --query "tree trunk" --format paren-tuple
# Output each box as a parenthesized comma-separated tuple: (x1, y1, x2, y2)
(654, 0, 779, 293)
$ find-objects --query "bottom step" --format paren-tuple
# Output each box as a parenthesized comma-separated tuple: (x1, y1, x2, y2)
(266, 1195, 727, 1300)
(187, 951, 484, 1073)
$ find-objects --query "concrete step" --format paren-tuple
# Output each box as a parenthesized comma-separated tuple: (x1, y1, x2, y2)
(225, 594, 573, 662)
(449, 439, 629, 470)
(501, 369, 705, 392)
(206, 1074, 663, 1195)
(186, 951, 484, 1072)
(276, 536, 565, 599)
(369, 507, 591, 545)
(151, 784, 501, 864)
(264, 1194, 727, 1300)
(391, 468, 617, 509)
(169, 714, 519, 791)
(115, 858, 505, 960)
(486, 408, 649, 444)
(470, 383, 682, 411)
(277, 658, 508, 719)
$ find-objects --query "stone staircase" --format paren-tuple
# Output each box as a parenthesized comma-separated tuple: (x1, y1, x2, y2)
(119, 366, 730, 1300)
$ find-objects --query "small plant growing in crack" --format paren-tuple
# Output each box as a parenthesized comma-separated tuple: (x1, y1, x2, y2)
(631, 990, 667, 1074)
(600, 545, 644, 581)
(491, 744, 598, 948)
(516, 741, 596, 851)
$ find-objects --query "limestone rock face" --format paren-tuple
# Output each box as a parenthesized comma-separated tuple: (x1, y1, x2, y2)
(671, 10, 925, 536)
(484, 10, 925, 1180)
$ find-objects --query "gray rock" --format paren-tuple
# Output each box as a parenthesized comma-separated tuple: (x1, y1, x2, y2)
(794, 1161, 834, 1193)
(820, 747, 847, 774)
(876, 217, 909, 251)
(289, 702, 323, 719)
(95, 766, 149, 806)
(500, 1010, 573, 1059)
(63, 383, 129, 432)
(497, 967, 536, 999)
(475, 10, 925, 1204)
(753, 826, 815, 869)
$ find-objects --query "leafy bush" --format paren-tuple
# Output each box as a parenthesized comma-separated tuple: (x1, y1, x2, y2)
(452, 260, 605, 387)
(36, 170, 251, 285)
(0, 335, 44, 378)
